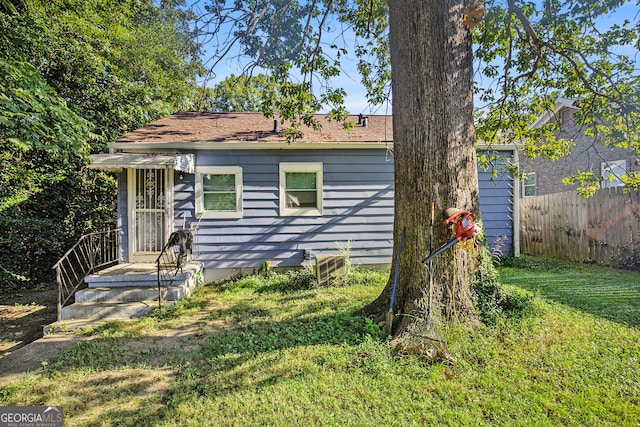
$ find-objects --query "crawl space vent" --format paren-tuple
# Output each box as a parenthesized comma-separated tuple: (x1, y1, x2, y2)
(315, 254, 346, 286)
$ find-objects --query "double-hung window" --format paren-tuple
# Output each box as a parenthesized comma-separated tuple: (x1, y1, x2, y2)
(279, 162, 323, 216)
(195, 166, 243, 218)
(522, 172, 536, 197)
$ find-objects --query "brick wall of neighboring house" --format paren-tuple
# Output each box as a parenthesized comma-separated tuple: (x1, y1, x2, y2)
(519, 107, 639, 197)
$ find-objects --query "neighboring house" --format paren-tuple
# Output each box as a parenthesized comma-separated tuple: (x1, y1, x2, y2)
(89, 112, 519, 282)
(519, 98, 639, 197)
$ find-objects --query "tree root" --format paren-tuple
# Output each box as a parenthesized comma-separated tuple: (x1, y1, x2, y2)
(391, 334, 456, 365)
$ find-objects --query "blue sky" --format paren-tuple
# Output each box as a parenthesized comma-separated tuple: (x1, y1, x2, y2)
(189, 0, 639, 115)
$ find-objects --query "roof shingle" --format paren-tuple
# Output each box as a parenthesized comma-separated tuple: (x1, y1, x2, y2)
(115, 112, 394, 144)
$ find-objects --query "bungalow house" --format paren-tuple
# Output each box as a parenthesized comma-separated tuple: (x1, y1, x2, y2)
(519, 98, 639, 197)
(89, 112, 519, 283)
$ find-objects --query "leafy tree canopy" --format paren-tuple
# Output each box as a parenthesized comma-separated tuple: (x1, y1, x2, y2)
(23, 0, 202, 144)
(194, 0, 639, 192)
(0, 0, 203, 290)
(197, 73, 279, 112)
(0, 58, 91, 210)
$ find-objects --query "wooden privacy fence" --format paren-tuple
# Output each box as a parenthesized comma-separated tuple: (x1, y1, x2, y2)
(520, 187, 640, 269)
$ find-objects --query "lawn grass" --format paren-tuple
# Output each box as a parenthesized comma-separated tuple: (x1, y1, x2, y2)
(498, 257, 640, 327)
(0, 264, 638, 426)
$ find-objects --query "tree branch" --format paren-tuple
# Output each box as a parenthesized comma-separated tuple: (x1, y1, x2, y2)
(505, 0, 625, 106)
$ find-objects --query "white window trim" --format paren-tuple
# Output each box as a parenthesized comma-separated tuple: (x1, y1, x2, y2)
(601, 160, 626, 188)
(279, 162, 323, 216)
(195, 166, 243, 219)
(522, 172, 536, 197)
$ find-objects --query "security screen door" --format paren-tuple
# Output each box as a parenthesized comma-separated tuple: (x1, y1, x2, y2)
(129, 168, 170, 259)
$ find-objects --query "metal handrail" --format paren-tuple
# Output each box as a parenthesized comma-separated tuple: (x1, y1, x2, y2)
(53, 229, 120, 321)
(155, 230, 194, 312)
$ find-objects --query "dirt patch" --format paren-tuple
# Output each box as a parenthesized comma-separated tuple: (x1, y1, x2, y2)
(0, 285, 234, 383)
(0, 286, 58, 358)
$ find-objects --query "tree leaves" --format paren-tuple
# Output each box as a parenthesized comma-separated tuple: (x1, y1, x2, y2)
(0, 58, 91, 207)
(195, 0, 389, 129)
(195, 0, 639, 188)
(0, 0, 202, 289)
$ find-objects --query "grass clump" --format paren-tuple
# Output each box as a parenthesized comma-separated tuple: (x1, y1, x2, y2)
(218, 265, 388, 294)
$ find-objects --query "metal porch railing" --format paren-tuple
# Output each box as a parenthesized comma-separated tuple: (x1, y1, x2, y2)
(52, 229, 120, 321)
(155, 229, 194, 312)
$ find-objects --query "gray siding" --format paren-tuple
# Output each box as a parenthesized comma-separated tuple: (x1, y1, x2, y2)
(175, 149, 395, 269)
(477, 151, 515, 256)
(117, 173, 129, 262)
(119, 148, 515, 270)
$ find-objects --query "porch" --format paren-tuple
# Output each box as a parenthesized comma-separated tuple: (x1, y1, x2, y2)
(49, 262, 203, 332)
(51, 226, 202, 333)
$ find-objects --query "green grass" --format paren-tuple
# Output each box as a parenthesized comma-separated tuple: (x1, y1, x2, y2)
(1, 264, 638, 426)
(498, 257, 640, 327)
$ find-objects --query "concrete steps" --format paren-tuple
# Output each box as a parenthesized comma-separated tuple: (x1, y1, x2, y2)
(60, 302, 156, 320)
(75, 286, 189, 303)
(58, 262, 203, 322)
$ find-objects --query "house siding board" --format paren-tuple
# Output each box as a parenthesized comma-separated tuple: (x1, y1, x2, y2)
(173, 173, 195, 227)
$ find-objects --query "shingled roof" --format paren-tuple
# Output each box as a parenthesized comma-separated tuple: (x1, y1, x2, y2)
(114, 111, 394, 144)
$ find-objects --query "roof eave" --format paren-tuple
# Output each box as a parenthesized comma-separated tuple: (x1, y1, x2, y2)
(108, 140, 394, 150)
(530, 97, 579, 129)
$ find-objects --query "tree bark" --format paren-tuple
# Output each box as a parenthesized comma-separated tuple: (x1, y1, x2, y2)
(360, 0, 480, 334)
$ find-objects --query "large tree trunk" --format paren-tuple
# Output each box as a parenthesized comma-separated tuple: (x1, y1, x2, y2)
(361, 0, 480, 337)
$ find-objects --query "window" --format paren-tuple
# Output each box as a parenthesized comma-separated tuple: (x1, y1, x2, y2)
(602, 160, 626, 188)
(522, 172, 536, 197)
(195, 166, 242, 218)
(279, 162, 323, 216)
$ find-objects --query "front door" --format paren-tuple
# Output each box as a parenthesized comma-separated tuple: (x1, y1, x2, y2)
(128, 168, 173, 262)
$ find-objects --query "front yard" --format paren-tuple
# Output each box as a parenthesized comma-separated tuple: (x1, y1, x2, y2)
(0, 260, 638, 426)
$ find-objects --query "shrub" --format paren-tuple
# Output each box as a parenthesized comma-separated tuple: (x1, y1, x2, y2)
(472, 244, 535, 324)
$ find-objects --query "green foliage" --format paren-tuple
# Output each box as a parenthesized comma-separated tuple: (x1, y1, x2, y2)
(0, 28, 96, 289)
(25, 0, 201, 141)
(198, 73, 279, 112)
(474, 0, 640, 192)
(472, 242, 535, 324)
(240, 268, 319, 293)
(201, 313, 384, 357)
(0, 168, 117, 290)
(0, 58, 92, 209)
(340, 268, 388, 287)
(194, 0, 387, 133)
(0, 0, 201, 291)
(195, 0, 639, 189)
(3, 263, 639, 425)
(562, 170, 603, 197)
(220, 266, 387, 294)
